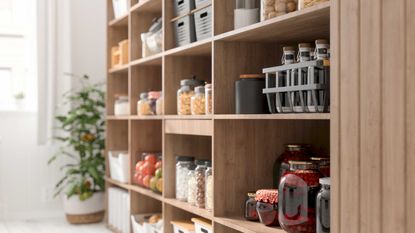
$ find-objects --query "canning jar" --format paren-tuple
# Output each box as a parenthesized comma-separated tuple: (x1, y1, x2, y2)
(195, 160, 208, 208)
(279, 161, 322, 233)
(114, 94, 130, 116)
(177, 78, 205, 115)
(176, 156, 195, 201)
(187, 169, 197, 205)
(316, 178, 330, 233)
(298, 0, 329, 10)
(156, 92, 164, 115)
(315, 39, 330, 60)
(205, 83, 213, 114)
(311, 157, 330, 177)
(261, 0, 297, 21)
(205, 161, 213, 211)
(137, 92, 151, 116)
(244, 192, 259, 221)
(297, 43, 313, 62)
(282, 46, 296, 64)
(148, 91, 161, 115)
(255, 189, 279, 226)
(191, 86, 206, 115)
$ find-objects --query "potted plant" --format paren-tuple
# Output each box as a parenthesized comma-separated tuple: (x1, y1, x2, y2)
(49, 75, 106, 224)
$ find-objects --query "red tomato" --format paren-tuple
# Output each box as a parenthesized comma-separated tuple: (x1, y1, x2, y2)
(135, 161, 145, 172)
(141, 161, 155, 176)
(134, 172, 140, 184)
(143, 175, 153, 188)
(144, 154, 158, 165)
(155, 161, 162, 169)
(137, 174, 144, 186)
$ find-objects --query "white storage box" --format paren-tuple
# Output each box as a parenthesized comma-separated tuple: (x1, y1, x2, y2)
(112, 0, 128, 19)
(195, 0, 211, 8)
(174, 0, 195, 17)
(191, 218, 213, 233)
(173, 14, 196, 47)
(193, 5, 212, 41)
(132, 214, 163, 233)
(109, 151, 129, 183)
(171, 221, 195, 233)
(108, 188, 130, 233)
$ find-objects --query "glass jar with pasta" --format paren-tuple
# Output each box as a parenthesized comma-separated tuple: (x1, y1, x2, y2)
(177, 78, 205, 115)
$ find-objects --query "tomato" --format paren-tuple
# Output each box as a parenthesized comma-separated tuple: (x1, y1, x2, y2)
(155, 161, 162, 169)
(141, 161, 155, 176)
(135, 161, 145, 172)
(143, 175, 153, 188)
(144, 154, 158, 165)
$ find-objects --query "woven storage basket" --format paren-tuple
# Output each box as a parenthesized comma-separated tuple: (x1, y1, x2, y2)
(66, 211, 105, 224)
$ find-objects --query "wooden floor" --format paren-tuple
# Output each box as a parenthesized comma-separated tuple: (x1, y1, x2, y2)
(0, 218, 111, 233)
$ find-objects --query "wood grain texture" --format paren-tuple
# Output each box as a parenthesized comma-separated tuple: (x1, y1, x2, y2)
(130, 66, 162, 115)
(165, 119, 213, 136)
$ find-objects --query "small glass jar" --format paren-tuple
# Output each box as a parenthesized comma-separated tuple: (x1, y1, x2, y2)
(297, 43, 313, 62)
(176, 156, 195, 201)
(148, 91, 161, 115)
(156, 92, 164, 115)
(205, 84, 213, 115)
(191, 86, 206, 115)
(137, 92, 151, 116)
(261, 0, 297, 21)
(279, 161, 322, 233)
(205, 161, 213, 211)
(177, 78, 205, 115)
(282, 46, 296, 64)
(187, 169, 197, 205)
(315, 39, 330, 60)
(311, 157, 330, 177)
(114, 94, 130, 116)
(195, 160, 208, 208)
(298, 0, 329, 10)
(317, 178, 330, 233)
(255, 189, 279, 226)
(244, 192, 259, 221)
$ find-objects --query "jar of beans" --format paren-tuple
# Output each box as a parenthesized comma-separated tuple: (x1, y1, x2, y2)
(176, 156, 195, 201)
(177, 78, 205, 115)
(205, 83, 212, 115)
(244, 192, 259, 221)
(298, 0, 329, 10)
(191, 86, 206, 115)
(205, 161, 213, 211)
(278, 161, 322, 233)
(195, 160, 208, 208)
(261, 0, 297, 21)
(187, 169, 197, 205)
(311, 157, 330, 177)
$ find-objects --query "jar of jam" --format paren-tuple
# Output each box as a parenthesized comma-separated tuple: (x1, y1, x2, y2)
(279, 161, 322, 233)
(244, 192, 259, 221)
(317, 178, 330, 233)
(273, 144, 310, 188)
(255, 189, 279, 226)
(311, 157, 330, 177)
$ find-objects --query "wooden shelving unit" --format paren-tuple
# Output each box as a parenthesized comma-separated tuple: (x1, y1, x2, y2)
(106, 1, 332, 233)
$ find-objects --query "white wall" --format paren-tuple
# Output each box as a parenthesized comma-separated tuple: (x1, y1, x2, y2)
(0, 0, 106, 220)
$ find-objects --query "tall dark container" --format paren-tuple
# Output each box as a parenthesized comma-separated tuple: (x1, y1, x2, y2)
(235, 74, 268, 114)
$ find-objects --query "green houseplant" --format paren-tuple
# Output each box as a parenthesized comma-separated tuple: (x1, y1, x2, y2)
(49, 75, 106, 224)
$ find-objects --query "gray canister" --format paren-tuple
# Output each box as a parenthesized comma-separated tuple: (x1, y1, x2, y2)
(235, 74, 268, 114)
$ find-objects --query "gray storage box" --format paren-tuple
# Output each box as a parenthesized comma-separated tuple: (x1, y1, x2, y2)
(195, 0, 211, 8)
(194, 5, 212, 41)
(173, 14, 196, 47)
(174, 0, 195, 17)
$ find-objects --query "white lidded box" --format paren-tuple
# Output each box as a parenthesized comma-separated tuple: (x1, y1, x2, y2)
(109, 151, 129, 183)
(171, 220, 195, 233)
(112, 0, 128, 19)
(191, 218, 213, 233)
(131, 214, 163, 233)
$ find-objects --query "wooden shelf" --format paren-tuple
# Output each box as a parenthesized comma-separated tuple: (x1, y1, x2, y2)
(215, 217, 285, 233)
(130, 53, 163, 66)
(109, 64, 129, 74)
(129, 185, 163, 202)
(105, 177, 131, 190)
(131, 0, 162, 13)
(214, 113, 330, 120)
(108, 14, 129, 27)
(164, 198, 213, 220)
(164, 39, 212, 56)
(130, 115, 164, 120)
(106, 115, 130, 120)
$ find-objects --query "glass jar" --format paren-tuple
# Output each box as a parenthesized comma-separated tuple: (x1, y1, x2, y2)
(148, 91, 161, 115)
(195, 160, 208, 208)
(261, 0, 297, 21)
(137, 92, 151, 116)
(205, 161, 213, 211)
(244, 192, 259, 221)
(177, 78, 205, 115)
(317, 178, 330, 233)
(187, 169, 197, 205)
(315, 39, 330, 60)
(311, 157, 330, 177)
(114, 94, 130, 116)
(297, 43, 313, 62)
(255, 189, 279, 226)
(279, 161, 322, 233)
(298, 0, 329, 10)
(282, 46, 296, 64)
(191, 86, 206, 115)
(176, 156, 195, 201)
(156, 92, 164, 115)
(205, 84, 212, 115)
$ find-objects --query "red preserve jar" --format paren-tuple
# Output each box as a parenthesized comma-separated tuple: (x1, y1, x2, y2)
(255, 189, 279, 226)
(279, 161, 322, 233)
(311, 157, 330, 177)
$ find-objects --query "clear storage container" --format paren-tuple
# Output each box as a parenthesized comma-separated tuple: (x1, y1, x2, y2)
(205, 161, 213, 211)
(177, 78, 205, 115)
(317, 178, 330, 233)
(205, 84, 212, 114)
(137, 92, 151, 116)
(187, 169, 197, 205)
(297, 43, 313, 62)
(156, 92, 164, 115)
(176, 156, 195, 201)
(148, 91, 161, 115)
(195, 160, 208, 208)
(114, 95, 130, 116)
(311, 156, 330, 177)
(191, 86, 206, 115)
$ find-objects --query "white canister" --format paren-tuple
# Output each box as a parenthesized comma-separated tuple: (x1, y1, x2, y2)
(297, 43, 313, 62)
(114, 95, 130, 116)
(282, 46, 296, 64)
(234, 8, 259, 29)
(315, 39, 330, 60)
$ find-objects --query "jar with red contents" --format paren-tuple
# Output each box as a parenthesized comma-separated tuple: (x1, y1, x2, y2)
(244, 192, 259, 221)
(278, 161, 322, 233)
(311, 157, 330, 177)
(255, 189, 279, 226)
(273, 144, 311, 188)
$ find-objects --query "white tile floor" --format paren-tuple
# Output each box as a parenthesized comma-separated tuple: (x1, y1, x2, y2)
(0, 218, 111, 233)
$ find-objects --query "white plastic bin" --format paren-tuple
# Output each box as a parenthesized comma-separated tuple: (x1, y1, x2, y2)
(194, 5, 212, 41)
(171, 221, 195, 233)
(112, 0, 128, 19)
(109, 151, 129, 183)
(173, 14, 196, 47)
(195, 0, 211, 8)
(132, 214, 163, 233)
(191, 218, 213, 233)
(174, 0, 195, 17)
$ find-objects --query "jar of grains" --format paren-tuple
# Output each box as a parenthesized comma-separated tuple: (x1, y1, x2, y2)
(137, 92, 151, 116)
(195, 160, 208, 208)
(191, 86, 206, 115)
(205, 83, 212, 114)
(298, 0, 329, 10)
(177, 78, 205, 115)
(176, 156, 195, 201)
(261, 0, 297, 21)
(187, 169, 197, 205)
(205, 161, 213, 211)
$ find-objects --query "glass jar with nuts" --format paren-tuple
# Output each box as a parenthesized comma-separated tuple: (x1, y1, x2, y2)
(191, 86, 206, 115)
(195, 159, 208, 208)
(261, 0, 297, 21)
(177, 78, 205, 115)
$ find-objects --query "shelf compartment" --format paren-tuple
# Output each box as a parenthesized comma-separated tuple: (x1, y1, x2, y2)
(215, 217, 285, 233)
(105, 177, 131, 190)
(109, 63, 129, 74)
(130, 185, 163, 202)
(107, 74, 128, 115)
(165, 119, 213, 136)
(131, 0, 162, 14)
(130, 115, 164, 120)
(214, 113, 330, 120)
(106, 120, 129, 151)
(164, 39, 212, 57)
(130, 191, 162, 220)
(108, 13, 129, 27)
(164, 198, 213, 220)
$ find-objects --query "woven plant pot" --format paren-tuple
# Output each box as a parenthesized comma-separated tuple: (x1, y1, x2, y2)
(66, 211, 105, 224)
(63, 192, 105, 224)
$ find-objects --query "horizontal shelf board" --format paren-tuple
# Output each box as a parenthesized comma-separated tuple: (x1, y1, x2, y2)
(165, 119, 213, 136)
(164, 115, 213, 120)
(130, 115, 164, 120)
(108, 14, 129, 27)
(106, 115, 130, 120)
(215, 217, 285, 233)
(131, 0, 162, 13)
(214, 113, 330, 120)
(164, 198, 213, 220)
(130, 53, 163, 66)
(109, 64, 129, 74)
(129, 185, 163, 202)
(105, 177, 130, 190)
(214, 2, 330, 42)
(164, 39, 212, 56)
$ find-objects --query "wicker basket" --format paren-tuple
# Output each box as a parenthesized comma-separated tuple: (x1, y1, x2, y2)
(66, 211, 105, 224)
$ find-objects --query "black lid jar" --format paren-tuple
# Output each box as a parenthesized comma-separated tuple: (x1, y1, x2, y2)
(235, 74, 268, 114)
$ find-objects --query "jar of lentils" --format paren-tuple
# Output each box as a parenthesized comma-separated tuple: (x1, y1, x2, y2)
(176, 156, 195, 201)
(177, 78, 205, 115)
(187, 169, 197, 205)
(205, 161, 213, 211)
(195, 160, 208, 208)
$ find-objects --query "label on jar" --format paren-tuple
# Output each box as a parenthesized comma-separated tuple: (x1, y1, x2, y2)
(300, 51, 311, 60)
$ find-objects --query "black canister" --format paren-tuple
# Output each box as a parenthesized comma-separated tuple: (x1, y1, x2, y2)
(235, 74, 268, 114)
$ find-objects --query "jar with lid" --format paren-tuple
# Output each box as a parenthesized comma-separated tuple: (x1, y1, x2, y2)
(137, 92, 151, 116)
(148, 91, 161, 115)
(187, 169, 197, 205)
(278, 161, 322, 233)
(244, 192, 259, 221)
(261, 0, 297, 21)
(176, 156, 195, 201)
(177, 78, 205, 115)
(297, 43, 313, 62)
(316, 178, 330, 233)
(114, 94, 130, 116)
(156, 92, 164, 115)
(195, 160, 208, 208)
(235, 74, 268, 114)
(205, 84, 213, 114)
(191, 86, 206, 115)
(255, 189, 279, 226)
(282, 46, 296, 64)
(314, 39, 330, 60)
(205, 161, 213, 211)
(311, 157, 330, 177)
(298, 0, 329, 10)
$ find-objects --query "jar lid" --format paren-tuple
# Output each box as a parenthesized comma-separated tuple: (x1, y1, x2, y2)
(205, 160, 212, 167)
(298, 43, 312, 48)
(140, 92, 148, 99)
(148, 91, 161, 99)
(239, 74, 265, 79)
(255, 189, 278, 204)
(195, 159, 208, 166)
(315, 39, 329, 44)
(195, 86, 205, 94)
(283, 46, 295, 51)
(180, 78, 205, 87)
(319, 177, 330, 185)
(176, 156, 195, 162)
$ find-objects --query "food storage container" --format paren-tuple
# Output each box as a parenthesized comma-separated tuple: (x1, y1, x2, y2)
(178, 78, 205, 115)
(298, 0, 329, 10)
(235, 74, 268, 114)
(191, 86, 206, 115)
(205, 83, 212, 114)
(109, 151, 129, 183)
(156, 92, 164, 115)
(176, 156, 195, 201)
(255, 189, 279, 226)
(244, 192, 259, 221)
(234, 0, 259, 29)
(188, 169, 197, 205)
(195, 160, 208, 208)
(205, 161, 213, 211)
(171, 221, 195, 233)
(148, 91, 161, 115)
(311, 157, 330, 177)
(317, 178, 330, 233)
(315, 39, 330, 60)
(297, 43, 313, 62)
(131, 213, 163, 233)
(114, 95, 130, 116)
(191, 218, 213, 233)
(194, 5, 213, 41)
(112, 0, 128, 19)
(137, 92, 151, 116)
(173, 14, 196, 47)
(279, 161, 322, 233)
(174, 0, 195, 17)
(195, 0, 211, 8)
(282, 46, 296, 64)
(141, 17, 163, 58)
(261, 0, 297, 21)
